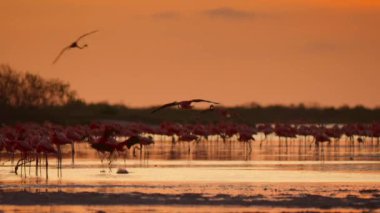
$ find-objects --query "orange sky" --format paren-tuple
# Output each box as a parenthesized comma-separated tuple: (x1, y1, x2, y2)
(1, 0, 379, 107)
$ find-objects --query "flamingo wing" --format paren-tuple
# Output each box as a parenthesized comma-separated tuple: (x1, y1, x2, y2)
(189, 99, 219, 104)
(76, 30, 99, 42)
(151, 102, 179, 113)
(52, 46, 71, 64)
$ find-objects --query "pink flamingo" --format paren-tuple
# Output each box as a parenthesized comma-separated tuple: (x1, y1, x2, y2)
(13, 139, 33, 176)
(35, 136, 57, 179)
(238, 125, 256, 154)
(65, 126, 86, 166)
(51, 130, 72, 177)
(124, 135, 154, 158)
(178, 133, 199, 154)
(313, 132, 331, 147)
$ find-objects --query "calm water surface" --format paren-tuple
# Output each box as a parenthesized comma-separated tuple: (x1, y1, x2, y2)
(1, 139, 379, 212)
(1, 139, 380, 183)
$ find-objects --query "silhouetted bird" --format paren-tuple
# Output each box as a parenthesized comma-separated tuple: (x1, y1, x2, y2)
(53, 30, 98, 64)
(152, 99, 219, 113)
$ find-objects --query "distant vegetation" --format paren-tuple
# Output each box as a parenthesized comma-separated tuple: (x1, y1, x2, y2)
(1, 64, 379, 125)
(0, 64, 76, 107)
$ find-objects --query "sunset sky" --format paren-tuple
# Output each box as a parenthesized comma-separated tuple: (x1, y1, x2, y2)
(1, 0, 379, 107)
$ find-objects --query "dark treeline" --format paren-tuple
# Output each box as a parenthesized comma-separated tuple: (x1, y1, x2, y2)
(1, 101, 380, 125)
(1, 65, 379, 125)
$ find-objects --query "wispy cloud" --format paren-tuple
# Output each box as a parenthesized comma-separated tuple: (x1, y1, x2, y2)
(152, 11, 180, 20)
(203, 7, 254, 19)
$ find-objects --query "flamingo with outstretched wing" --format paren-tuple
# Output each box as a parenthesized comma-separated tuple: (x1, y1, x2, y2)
(53, 30, 98, 64)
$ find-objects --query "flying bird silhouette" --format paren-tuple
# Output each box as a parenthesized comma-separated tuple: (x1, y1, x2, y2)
(52, 30, 98, 64)
(152, 99, 219, 113)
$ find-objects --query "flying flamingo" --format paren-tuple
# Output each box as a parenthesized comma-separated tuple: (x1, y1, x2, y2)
(151, 99, 219, 113)
(52, 30, 98, 64)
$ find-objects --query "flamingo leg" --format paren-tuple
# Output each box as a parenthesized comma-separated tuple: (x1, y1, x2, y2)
(45, 154, 49, 180)
(15, 158, 24, 175)
(71, 142, 75, 167)
(35, 153, 39, 177)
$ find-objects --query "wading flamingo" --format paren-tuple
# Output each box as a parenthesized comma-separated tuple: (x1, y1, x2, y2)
(125, 135, 154, 158)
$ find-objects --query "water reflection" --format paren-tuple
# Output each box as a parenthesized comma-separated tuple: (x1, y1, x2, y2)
(62, 139, 380, 162)
(1, 139, 379, 186)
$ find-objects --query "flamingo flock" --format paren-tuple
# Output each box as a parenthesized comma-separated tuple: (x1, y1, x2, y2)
(18, 28, 378, 183)
(1, 121, 380, 179)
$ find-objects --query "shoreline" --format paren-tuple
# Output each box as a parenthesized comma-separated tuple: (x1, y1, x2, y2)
(1, 182, 379, 209)
(0, 190, 379, 209)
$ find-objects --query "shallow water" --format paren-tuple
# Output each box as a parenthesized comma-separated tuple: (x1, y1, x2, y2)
(69, 138, 380, 161)
(1, 160, 380, 184)
(1, 139, 380, 212)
